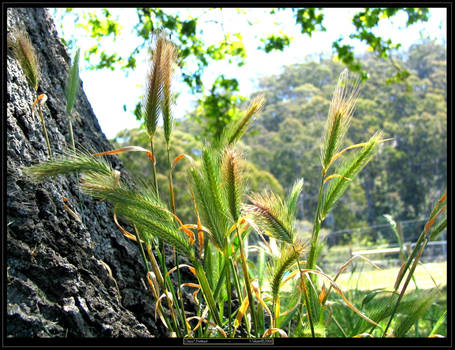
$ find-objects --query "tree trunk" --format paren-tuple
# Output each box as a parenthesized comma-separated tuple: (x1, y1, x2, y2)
(6, 8, 193, 340)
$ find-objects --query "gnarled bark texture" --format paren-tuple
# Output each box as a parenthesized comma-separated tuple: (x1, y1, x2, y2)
(6, 8, 193, 338)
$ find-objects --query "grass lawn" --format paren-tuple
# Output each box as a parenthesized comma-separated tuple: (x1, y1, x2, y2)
(335, 261, 447, 292)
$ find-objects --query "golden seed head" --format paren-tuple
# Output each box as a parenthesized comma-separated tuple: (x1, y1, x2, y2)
(8, 30, 40, 91)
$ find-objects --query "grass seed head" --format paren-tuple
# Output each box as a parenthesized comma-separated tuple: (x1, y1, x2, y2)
(161, 39, 178, 145)
(225, 94, 265, 146)
(245, 191, 295, 244)
(321, 68, 361, 168)
(143, 31, 166, 139)
(8, 30, 40, 91)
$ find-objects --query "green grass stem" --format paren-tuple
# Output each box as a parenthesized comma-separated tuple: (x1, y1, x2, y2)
(37, 103, 53, 160)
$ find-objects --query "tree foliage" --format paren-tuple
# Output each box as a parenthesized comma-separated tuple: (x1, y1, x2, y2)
(56, 8, 431, 82)
(54, 7, 434, 141)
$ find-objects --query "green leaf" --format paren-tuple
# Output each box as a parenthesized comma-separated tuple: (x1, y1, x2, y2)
(294, 8, 325, 36)
(181, 19, 197, 36)
(261, 34, 292, 53)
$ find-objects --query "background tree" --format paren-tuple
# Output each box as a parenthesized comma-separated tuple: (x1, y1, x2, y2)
(54, 8, 445, 246)
(54, 7, 433, 142)
(241, 40, 446, 244)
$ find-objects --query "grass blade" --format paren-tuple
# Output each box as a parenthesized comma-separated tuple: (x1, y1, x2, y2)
(65, 48, 81, 115)
(394, 290, 438, 337)
(429, 310, 447, 337)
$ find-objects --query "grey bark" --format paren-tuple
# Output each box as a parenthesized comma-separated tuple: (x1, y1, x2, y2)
(6, 8, 194, 339)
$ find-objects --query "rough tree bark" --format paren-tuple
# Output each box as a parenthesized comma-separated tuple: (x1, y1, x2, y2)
(6, 7, 194, 339)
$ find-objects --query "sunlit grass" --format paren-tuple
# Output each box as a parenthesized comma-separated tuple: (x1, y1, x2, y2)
(336, 261, 446, 292)
(259, 261, 446, 294)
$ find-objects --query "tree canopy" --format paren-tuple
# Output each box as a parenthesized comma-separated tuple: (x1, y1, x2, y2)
(54, 8, 446, 245)
(53, 7, 435, 138)
(56, 8, 431, 83)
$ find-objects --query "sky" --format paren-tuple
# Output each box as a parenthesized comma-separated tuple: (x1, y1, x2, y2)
(51, 8, 446, 139)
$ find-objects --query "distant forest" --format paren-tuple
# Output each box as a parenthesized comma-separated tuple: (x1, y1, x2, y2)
(113, 39, 447, 246)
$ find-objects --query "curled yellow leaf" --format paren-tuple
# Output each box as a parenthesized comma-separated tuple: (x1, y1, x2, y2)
(234, 295, 249, 331)
(32, 93, 47, 113)
(166, 264, 197, 278)
(171, 154, 193, 171)
(323, 174, 351, 184)
(113, 211, 138, 242)
(186, 316, 226, 337)
(263, 328, 287, 338)
(93, 146, 155, 163)
(181, 283, 201, 305)
(146, 271, 160, 299)
(155, 293, 172, 328)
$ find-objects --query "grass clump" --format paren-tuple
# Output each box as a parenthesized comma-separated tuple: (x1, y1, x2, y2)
(24, 33, 446, 339)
